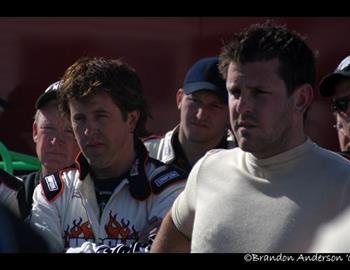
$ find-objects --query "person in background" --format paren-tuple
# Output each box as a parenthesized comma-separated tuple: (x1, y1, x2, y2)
(20, 81, 79, 219)
(306, 55, 350, 253)
(0, 96, 25, 218)
(144, 57, 235, 174)
(0, 168, 24, 218)
(151, 22, 350, 253)
(319, 55, 350, 158)
(0, 203, 48, 252)
(29, 57, 186, 253)
(0, 98, 48, 253)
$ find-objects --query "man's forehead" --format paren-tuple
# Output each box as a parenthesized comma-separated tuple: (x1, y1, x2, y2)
(226, 60, 281, 87)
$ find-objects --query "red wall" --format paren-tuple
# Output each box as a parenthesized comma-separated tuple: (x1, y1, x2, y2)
(0, 17, 348, 155)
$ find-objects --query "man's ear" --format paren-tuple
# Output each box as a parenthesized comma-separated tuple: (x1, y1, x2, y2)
(294, 84, 314, 113)
(128, 110, 140, 133)
(176, 89, 185, 110)
(33, 121, 39, 143)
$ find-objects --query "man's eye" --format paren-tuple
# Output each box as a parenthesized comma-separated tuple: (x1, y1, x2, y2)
(230, 89, 241, 98)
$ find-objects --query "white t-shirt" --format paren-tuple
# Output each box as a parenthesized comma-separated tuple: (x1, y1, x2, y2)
(172, 139, 350, 252)
(309, 205, 350, 252)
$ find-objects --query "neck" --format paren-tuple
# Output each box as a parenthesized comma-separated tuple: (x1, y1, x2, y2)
(41, 167, 54, 177)
(252, 127, 307, 160)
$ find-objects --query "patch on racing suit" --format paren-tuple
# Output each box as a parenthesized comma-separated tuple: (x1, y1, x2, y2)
(40, 172, 63, 202)
(150, 164, 187, 194)
(128, 157, 187, 201)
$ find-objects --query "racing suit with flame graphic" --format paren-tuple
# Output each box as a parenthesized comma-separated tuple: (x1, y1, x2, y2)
(29, 140, 187, 253)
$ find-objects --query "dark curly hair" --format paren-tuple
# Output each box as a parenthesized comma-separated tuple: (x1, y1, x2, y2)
(58, 56, 151, 138)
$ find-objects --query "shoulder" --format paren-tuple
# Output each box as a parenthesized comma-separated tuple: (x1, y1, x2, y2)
(143, 129, 176, 146)
(310, 206, 350, 252)
(147, 158, 187, 195)
(190, 148, 240, 177)
(20, 171, 40, 187)
(39, 168, 78, 203)
(0, 169, 23, 191)
(143, 134, 164, 153)
(20, 171, 38, 182)
(142, 134, 163, 143)
(203, 148, 236, 163)
(311, 143, 350, 170)
(143, 133, 167, 149)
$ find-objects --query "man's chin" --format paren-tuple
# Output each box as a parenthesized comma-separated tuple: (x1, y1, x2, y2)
(85, 156, 106, 169)
(237, 137, 252, 149)
(188, 133, 212, 143)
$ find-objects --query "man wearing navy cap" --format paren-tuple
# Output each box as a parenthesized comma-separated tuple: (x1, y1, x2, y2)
(319, 56, 350, 156)
(144, 57, 235, 173)
(20, 81, 79, 219)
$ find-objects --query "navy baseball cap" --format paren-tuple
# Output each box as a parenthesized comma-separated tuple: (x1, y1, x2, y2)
(35, 81, 62, 109)
(319, 56, 350, 97)
(183, 57, 227, 103)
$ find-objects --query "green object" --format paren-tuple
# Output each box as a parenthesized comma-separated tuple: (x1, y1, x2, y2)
(0, 141, 41, 174)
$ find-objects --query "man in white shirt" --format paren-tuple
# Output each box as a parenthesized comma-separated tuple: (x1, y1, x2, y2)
(151, 22, 350, 253)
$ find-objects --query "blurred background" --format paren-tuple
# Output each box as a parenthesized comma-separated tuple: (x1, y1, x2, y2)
(0, 17, 348, 155)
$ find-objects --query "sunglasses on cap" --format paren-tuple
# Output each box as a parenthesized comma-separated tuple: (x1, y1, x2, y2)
(332, 95, 350, 113)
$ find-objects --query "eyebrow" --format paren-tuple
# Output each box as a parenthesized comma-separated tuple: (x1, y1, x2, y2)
(93, 109, 111, 114)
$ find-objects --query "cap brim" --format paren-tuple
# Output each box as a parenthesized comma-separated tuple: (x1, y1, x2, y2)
(184, 81, 227, 101)
(319, 71, 350, 97)
(35, 91, 57, 109)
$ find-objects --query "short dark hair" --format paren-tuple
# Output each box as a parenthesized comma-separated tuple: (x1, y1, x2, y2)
(219, 21, 316, 96)
(58, 56, 151, 137)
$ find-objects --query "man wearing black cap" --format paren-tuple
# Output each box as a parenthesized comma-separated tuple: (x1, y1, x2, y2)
(20, 81, 79, 219)
(144, 57, 235, 173)
(319, 55, 350, 157)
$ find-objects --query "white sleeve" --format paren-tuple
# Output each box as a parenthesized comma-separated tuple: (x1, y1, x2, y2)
(29, 183, 64, 252)
(171, 157, 202, 239)
(309, 206, 350, 253)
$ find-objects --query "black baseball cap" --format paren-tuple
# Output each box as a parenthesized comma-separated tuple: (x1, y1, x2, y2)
(319, 56, 350, 97)
(35, 81, 62, 109)
(183, 57, 227, 103)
